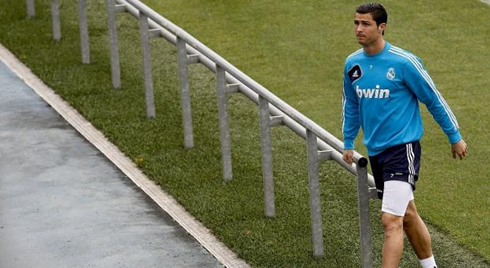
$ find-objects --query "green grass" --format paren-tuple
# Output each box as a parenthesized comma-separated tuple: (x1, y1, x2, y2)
(0, 0, 489, 267)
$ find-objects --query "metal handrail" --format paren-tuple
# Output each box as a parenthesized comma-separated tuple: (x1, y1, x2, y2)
(115, 1, 375, 264)
(121, 0, 374, 184)
(27, 0, 375, 266)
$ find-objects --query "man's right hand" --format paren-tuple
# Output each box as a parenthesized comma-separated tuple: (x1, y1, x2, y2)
(342, 149, 355, 165)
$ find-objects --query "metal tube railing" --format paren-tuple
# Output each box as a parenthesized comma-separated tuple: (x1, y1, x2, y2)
(29, 0, 378, 265)
(117, 0, 374, 182)
(107, 0, 122, 89)
(137, 11, 156, 118)
(176, 36, 194, 149)
(258, 95, 277, 218)
(26, 0, 35, 19)
(356, 159, 374, 267)
(77, 0, 90, 64)
(123, 0, 365, 164)
(306, 130, 325, 256)
(50, 0, 61, 40)
(114, 2, 377, 262)
(216, 65, 233, 181)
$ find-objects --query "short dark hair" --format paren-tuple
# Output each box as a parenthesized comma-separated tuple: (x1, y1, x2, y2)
(356, 3, 388, 26)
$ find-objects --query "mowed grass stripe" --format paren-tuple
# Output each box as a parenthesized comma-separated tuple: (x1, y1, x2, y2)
(0, 0, 488, 267)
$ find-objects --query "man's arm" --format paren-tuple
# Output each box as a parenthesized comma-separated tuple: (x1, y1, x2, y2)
(342, 64, 361, 164)
(402, 57, 468, 159)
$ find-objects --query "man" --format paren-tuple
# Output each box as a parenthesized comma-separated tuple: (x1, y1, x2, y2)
(341, 3, 468, 268)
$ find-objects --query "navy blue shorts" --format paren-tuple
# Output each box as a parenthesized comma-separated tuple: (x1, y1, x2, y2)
(369, 141, 421, 199)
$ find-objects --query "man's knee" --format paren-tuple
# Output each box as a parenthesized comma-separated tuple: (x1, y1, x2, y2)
(382, 212, 403, 233)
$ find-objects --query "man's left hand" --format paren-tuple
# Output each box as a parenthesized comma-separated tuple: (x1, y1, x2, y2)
(452, 139, 468, 160)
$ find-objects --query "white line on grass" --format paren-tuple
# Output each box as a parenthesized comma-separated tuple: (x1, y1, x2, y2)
(481, 0, 490, 6)
(0, 43, 250, 268)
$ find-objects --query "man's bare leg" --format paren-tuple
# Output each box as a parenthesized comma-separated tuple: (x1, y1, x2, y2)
(382, 212, 404, 268)
(403, 200, 433, 259)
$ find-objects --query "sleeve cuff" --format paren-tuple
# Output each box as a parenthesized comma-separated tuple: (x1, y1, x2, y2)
(344, 140, 355, 150)
(448, 130, 462, 144)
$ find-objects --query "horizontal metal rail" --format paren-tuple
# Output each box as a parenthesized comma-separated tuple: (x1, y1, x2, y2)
(119, 0, 375, 187)
(28, 0, 377, 265)
(113, 3, 376, 262)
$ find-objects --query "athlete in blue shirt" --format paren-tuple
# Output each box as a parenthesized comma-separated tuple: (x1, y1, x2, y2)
(341, 3, 468, 268)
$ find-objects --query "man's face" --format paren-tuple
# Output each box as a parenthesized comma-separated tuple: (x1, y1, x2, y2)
(354, 13, 385, 46)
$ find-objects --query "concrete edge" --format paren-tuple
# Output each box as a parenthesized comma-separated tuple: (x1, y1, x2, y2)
(0, 43, 250, 268)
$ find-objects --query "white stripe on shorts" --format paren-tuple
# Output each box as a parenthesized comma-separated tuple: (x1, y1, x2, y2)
(406, 143, 415, 185)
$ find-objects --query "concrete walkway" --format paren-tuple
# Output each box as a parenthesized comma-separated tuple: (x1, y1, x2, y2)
(0, 59, 223, 268)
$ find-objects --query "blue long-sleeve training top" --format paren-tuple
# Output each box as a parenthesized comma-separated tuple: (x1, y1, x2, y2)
(342, 42, 461, 156)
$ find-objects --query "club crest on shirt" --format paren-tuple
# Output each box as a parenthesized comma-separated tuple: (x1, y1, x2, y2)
(348, 65, 362, 83)
(386, 67, 396, 80)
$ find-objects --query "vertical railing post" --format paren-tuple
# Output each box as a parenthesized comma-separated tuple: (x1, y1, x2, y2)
(106, 0, 121, 89)
(306, 129, 324, 257)
(138, 12, 156, 118)
(356, 158, 374, 268)
(258, 95, 276, 217)
(50, 0, 61, 41)
(26, 0, 35, 19)
(78, 0, 90, 64)
(176, 36, 194, 148)
(216, 65, 233, 181)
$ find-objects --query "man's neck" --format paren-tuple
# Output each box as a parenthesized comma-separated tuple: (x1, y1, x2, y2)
(363, 39, 386, 55)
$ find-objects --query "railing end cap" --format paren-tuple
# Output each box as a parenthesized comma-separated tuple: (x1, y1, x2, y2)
(358, 157, 368, 167)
